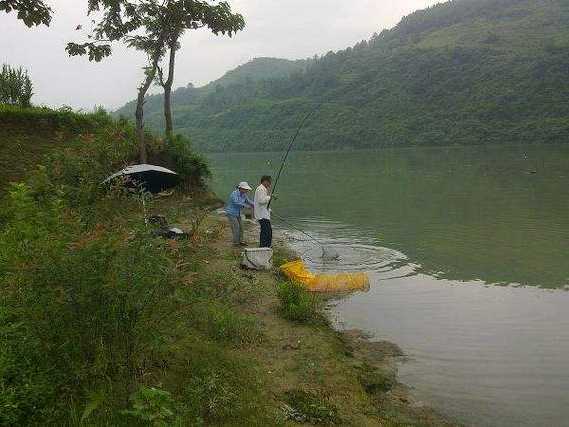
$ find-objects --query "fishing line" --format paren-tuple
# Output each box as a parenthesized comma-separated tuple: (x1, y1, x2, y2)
(272, 212, 339, 261)
(268, 101, 323, 209)
(265, 101, 340, 260)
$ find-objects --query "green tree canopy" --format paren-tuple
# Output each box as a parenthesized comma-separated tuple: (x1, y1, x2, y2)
(0, 0, 52, 26)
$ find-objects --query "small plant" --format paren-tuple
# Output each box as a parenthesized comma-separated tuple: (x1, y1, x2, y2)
(277, 281, 319, 322)
(188, 207, 209, 241)
(207, 305, 262, 346)
(122, 386, 178, 426)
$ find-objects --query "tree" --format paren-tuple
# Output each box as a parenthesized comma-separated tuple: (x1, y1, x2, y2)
(66, 0, 244, 162)
(0, 64, 34, 107)
(0, 0, 52, 27)
(67, 0, 164, 162)
(153, 1, 244, 141)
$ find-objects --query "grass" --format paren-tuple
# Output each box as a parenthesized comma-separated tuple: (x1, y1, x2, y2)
(277, 280, 321, 323)
(284, 389, 340, 425)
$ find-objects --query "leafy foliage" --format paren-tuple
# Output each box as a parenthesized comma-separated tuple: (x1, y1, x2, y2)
(122, 387, 178, 426)
(117, 0, 569, 151)
(0, 64, 33, 107)
(0, 107, 267, 425)
(0, 0, 52, 27)
(166, 134, 211, 188)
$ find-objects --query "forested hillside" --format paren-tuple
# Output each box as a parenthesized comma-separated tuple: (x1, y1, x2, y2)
(116, 57, 308, 125)
(117, 0, 569, 152)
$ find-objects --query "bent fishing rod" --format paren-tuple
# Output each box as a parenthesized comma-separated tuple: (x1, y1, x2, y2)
(267, 103, 322, 209)
(271, 212, 323, 246)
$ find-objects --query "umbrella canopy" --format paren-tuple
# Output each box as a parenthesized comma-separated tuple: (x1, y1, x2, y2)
(103, 164, 179, 193)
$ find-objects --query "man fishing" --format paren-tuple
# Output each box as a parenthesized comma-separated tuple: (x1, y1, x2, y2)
(225, 182, 253, 246)
(254, 175, 274, 248)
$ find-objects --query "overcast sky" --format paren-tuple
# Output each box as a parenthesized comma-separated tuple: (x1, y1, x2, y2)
(1, 0, 441, 110)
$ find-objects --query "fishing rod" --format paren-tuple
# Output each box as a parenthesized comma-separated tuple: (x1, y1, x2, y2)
(272, 212, 339, 260)
(272, 212, 324, 247)
(266, 102, 340, 260)
(268, 103, 322, 209)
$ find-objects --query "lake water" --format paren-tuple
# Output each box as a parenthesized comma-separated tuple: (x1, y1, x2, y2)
(207, 146, 569, 426)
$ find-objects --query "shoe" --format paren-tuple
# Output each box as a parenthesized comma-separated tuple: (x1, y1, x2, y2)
(239, 241, 248, 246)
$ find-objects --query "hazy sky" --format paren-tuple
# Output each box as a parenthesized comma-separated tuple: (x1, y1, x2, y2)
(1, 0, 441, 109)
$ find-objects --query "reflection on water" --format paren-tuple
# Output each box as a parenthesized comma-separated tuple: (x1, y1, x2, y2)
(333, 276, 569, 427)
(209, 145, 569, 288)
(207, 146, 569, 426)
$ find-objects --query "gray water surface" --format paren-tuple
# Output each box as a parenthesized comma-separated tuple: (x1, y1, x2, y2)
(207, 146, 569, 426)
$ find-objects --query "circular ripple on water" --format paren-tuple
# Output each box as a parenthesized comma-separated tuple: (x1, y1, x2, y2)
(299, 240, 412, 275)
(279, 219, 419, 279)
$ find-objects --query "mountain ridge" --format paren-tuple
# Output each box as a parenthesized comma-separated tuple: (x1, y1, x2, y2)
(116, 0, 569, 152)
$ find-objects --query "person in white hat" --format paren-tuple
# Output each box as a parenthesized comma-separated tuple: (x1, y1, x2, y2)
(224, 181, 254, 246)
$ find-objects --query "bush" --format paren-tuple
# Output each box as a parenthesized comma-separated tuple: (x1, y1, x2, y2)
(166, 134, 211, 189)
(0, 184, 177, 424)
(277, 281, 319, 322)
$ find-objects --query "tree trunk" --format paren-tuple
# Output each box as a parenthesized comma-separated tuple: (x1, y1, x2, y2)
(163, 42, 177, 143)
(135, 36, 167, 163)
(135, 89, 148, 163)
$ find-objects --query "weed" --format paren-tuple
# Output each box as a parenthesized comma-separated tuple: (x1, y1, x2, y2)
(122, 386, 178, 426)
(277, 280, 320, 322)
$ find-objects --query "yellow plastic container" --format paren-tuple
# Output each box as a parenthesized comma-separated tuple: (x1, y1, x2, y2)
(280, 260, 370, 293)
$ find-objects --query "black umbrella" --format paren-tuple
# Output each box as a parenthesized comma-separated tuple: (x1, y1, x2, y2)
(103, 164, 179, 193)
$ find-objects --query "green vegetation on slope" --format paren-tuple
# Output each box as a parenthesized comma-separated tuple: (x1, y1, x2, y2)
(115, 57, 308, 128)
(117, 0, 569, 151)
(0, 108, 252, 425)
(0, 107, 453, 425)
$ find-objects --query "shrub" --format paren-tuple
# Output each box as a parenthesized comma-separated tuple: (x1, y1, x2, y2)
(277, 281, 319, 322)
(166, 134, 211, 189)
(0, 104, 113, 131)
(0, 184, 177, 424)
(0, 64, 33, 107)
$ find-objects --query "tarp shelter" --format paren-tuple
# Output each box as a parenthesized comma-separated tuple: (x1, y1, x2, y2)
(280, 260, 370, 293)
(103, 164, 179, 193)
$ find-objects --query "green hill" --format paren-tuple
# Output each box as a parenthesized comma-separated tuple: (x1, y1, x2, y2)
(116, 0, 569, 151)
(115, 57, 307, 123)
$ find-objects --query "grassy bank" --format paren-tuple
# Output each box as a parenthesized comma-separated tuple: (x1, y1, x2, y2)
(0, 106, 453, 425)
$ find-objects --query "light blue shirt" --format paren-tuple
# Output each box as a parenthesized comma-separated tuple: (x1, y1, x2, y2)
(225, 189, 253, 217)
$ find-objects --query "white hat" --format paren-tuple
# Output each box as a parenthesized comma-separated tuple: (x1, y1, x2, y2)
(237, 181, 252, 191)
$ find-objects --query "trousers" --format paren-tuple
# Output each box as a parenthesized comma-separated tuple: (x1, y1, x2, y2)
(259, 219, 272, 248)
(227, 214, 243, 244)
